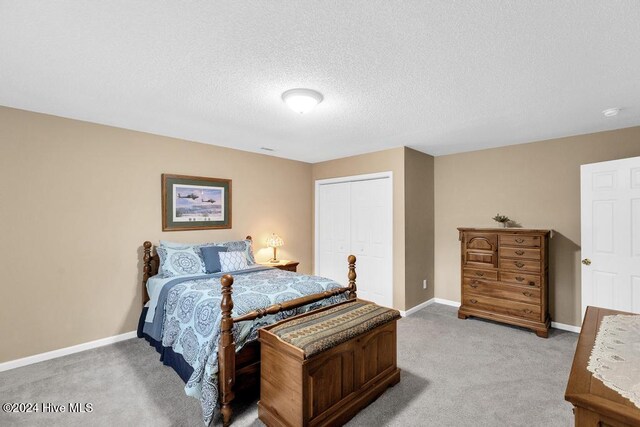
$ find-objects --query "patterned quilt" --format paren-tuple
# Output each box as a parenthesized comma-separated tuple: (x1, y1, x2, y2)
(157, 268, 347, 425)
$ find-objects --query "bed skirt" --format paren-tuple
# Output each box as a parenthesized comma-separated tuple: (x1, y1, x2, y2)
(137, 307, 194, 384)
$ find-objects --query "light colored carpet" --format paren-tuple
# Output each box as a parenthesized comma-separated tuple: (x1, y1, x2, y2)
(0, 304, 578, 426)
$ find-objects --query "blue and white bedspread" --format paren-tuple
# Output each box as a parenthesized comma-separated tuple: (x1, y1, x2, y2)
(142, 267, 347, 425)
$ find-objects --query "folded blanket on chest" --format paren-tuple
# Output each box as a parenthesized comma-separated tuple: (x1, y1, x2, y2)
(270, 301, 401, 358)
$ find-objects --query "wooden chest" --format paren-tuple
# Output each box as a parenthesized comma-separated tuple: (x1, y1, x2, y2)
(258, 300, 401, 427)
(457, 228, 552, 337)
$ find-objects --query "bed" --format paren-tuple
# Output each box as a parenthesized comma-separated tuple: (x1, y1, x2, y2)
(138, 236, 357, 426)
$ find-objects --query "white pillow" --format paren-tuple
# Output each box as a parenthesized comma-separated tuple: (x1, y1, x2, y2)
(219, 251, 249, 273)
(216, 239, 256, 265)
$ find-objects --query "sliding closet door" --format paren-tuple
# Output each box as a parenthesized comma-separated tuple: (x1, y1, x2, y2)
(317, 182, 351, 285)
(349, 178, 393, 306)
(316, 174, 393, 307)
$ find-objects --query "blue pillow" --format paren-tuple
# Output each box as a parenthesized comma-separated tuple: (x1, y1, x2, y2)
(200, 246, 228, 274)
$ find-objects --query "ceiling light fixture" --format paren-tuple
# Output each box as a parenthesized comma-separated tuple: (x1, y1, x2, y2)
(602, 108, 621, 117)
(282, 88, 323, 114)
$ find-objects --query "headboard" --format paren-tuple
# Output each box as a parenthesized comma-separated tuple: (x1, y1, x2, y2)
(142, 236, 253, 305)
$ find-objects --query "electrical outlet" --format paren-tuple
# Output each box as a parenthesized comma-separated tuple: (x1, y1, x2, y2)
(423, 279, 427, 290)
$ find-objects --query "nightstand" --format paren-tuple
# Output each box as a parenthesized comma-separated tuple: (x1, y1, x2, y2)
(258, 260, 299, 272)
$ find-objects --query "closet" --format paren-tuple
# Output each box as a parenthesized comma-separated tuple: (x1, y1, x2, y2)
(315, 173, 393, 307)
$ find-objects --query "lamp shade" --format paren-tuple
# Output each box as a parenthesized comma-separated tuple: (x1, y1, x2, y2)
(266, 233, 284, 248)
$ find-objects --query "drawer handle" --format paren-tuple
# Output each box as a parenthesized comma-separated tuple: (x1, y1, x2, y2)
(515, 261, 525, 268)
(515, 238, 525, 243)
(523, 309, 533, 314)
(475, 272, 485, 277)
(515, 276, 525, 281)
(470, 299, 478, 304)
(515, 250, 525, 255)
(528, 282, 536, 287)
(522, 292, 533, 297)
(470, 283, 479, 288)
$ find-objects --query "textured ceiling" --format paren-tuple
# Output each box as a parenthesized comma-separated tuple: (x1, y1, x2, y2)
(1, 1, 639, 162)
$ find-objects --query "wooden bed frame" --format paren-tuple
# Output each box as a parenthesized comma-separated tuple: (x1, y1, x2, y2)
(141, 236, 357, 426)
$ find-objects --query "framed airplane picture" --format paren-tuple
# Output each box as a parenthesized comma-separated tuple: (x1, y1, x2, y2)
(161, 174, 232, 231)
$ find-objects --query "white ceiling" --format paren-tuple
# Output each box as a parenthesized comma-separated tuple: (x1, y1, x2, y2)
(1, 1, 639, 163)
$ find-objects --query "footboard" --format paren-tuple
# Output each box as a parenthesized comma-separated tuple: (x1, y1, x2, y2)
(218, 255, 358, 427)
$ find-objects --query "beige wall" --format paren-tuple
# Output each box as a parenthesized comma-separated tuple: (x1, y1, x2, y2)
(5, 103, 638, 363)
(434, 126, 640, 327)
(311, 148, 406, 310)
(404, 148, 435, 307)
(0, 107, 313, 363)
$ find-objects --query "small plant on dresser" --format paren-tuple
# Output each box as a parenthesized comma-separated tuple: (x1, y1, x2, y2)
(492, 214, 511, 228)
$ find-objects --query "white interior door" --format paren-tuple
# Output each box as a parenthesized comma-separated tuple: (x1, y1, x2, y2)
(581, 156, 640, 316)
(316, 173, 393, 307)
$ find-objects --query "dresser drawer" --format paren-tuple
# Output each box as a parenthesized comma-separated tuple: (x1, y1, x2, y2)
(463, 278, 540, 304)
(500, 271, 541, 287)
(463, 294, 541, 321)
(465, 250, 498, 269)
(499, 234, 541, 248)
(499, 258, 541, 273)
(498, 247, 541, 260)
(463, 268, 498, 280)
(462, 277, 493, 289)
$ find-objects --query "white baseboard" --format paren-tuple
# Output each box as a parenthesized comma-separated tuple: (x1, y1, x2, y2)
(551, 321, 581, 333)
(433, 298, 461, 308)
(400, 298, 435, 317)
(0, 312, 580, 373)
(0, 331, 137, 373)
(400, 297, 462, 316)
(401, 298, 581, 333)
(432, 299, 581, 333)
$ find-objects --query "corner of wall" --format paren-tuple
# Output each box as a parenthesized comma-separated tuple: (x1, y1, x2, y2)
(403, 148, 435, 311)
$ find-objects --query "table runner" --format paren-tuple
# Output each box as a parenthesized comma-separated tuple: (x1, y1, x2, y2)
(587, 314, 640, 408)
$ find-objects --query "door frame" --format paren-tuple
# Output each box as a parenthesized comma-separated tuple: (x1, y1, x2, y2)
(314, 171, 394, 306)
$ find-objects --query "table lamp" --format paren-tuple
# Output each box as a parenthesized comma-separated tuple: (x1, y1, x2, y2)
(266, 233, 284, 263)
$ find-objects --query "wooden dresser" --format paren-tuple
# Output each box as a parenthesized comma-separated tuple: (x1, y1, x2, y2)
(565, 306, 640, 427)
(457, 228, 551, 337)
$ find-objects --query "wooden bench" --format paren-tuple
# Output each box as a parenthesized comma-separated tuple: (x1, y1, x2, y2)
(258, 300, 401, 427)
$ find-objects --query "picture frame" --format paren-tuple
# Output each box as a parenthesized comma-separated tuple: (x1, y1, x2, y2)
(161, 174, 232, 231)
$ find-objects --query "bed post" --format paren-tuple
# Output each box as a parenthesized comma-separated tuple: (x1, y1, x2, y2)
(348, 255, 357, 300)
(142, 241, 152, 305)
(219, 274, 236, 427)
